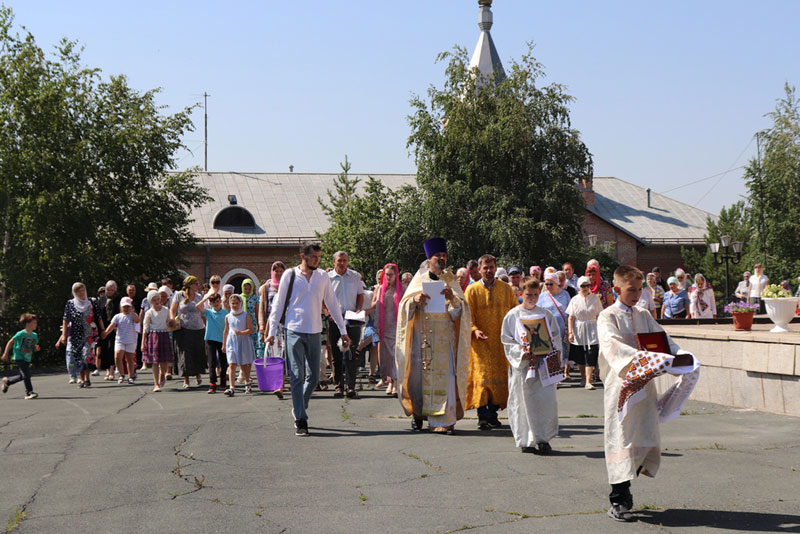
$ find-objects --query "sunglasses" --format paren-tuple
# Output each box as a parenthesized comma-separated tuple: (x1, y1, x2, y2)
(580, 284, 590, 288)
(544, 282, 555, 286)
(211, 281, 220, 285)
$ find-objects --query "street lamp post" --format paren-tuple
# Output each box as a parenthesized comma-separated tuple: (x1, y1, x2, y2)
(710, 235, 743, 303)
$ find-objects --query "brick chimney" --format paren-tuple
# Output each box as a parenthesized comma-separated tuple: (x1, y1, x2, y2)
(580, 176, 594, 206)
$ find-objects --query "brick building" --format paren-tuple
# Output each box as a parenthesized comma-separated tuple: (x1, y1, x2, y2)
(182, 172, 712, 289)
(580, 176, 712, 273)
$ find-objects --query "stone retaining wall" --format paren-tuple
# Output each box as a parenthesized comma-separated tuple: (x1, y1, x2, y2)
(656, 326, 800, 417)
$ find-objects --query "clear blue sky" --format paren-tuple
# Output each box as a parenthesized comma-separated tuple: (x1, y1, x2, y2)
(9, 1, 800, 216)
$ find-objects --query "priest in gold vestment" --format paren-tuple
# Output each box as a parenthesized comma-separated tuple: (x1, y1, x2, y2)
(395, 238, 472, 434)
(464, 254, 518, 430)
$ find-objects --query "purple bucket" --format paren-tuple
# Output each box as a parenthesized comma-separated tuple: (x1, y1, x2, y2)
(255, 357, 284, 392)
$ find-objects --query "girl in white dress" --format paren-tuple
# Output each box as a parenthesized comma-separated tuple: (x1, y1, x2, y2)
(222, 294, 256, 396)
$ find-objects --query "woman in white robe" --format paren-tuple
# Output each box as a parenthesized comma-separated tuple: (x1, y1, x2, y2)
(500, 280, 561, 453)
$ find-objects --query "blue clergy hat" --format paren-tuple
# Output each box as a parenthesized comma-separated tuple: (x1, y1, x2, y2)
(423, 237, 447, 259)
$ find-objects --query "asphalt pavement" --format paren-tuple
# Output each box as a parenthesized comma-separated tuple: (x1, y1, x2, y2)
(0, 368, 798, 534)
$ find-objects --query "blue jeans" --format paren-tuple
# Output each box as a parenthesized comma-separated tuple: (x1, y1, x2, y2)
(285, 330, 321, 422)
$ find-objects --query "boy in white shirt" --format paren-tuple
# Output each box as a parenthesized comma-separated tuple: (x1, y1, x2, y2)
(598, 266, 700, 522)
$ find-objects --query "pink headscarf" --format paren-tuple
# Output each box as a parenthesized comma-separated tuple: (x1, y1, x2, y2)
(379, 263, 403, 339)
(529, 265, 541, 276)
(270, 261, 285, 289)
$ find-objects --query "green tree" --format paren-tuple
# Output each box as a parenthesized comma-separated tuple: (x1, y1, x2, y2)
(318, 158, 427, 279)
(406, 44, 593, 268)
(682, 201, 758, 310)
(0, 6, 209, 318)
(743, 83, 800, 283)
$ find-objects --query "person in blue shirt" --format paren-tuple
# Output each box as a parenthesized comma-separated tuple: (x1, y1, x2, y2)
(202, 293, 229, 393)
(661, 277, 690, 319)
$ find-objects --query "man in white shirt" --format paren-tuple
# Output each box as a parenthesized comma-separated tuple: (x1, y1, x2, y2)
(749, 263, 769, 314)
(327, 251, 365, 399)
(734, 271, 751, 301)
(267, 243, 350, 436)
(562, 262, 579, 292)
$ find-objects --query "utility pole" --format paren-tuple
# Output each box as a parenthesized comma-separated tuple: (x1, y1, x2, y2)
(756, 132, 766, 268)
(203, 92, 209, 171)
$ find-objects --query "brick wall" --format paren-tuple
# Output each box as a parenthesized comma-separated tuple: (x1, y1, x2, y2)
(582, 212, 639, 266)
(184, 246, 301, 286)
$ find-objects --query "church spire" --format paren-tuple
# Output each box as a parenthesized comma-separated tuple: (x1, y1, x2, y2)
(468, 0, 506, 84)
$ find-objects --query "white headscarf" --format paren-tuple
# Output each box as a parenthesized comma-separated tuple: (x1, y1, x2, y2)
(147, 290, 161, 306)
(72, 282, 92, 312)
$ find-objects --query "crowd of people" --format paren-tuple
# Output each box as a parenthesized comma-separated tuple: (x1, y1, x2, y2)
(11, 237, 770, 522)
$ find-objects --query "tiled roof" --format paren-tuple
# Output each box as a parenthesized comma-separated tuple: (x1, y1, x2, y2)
(187, 173, 713, 247)
(588, 177, 715, 244)
(187, 172, 416, 245)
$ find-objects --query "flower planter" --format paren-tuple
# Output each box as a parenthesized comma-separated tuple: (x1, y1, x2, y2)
(732, 311, 754, 331)
(763, 298, 797, 333)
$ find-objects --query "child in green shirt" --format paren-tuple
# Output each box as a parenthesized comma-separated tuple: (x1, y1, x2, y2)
(2, 314, 41, 399)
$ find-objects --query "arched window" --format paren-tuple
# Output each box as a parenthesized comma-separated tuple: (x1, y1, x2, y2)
(221, 269, 260, 293)
(213, 206, 256, 229)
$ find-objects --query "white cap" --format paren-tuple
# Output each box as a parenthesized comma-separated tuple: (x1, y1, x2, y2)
(120, 296, 133, 308)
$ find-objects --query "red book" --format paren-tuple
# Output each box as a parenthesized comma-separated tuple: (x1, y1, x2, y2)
(635, 332, 671, 355)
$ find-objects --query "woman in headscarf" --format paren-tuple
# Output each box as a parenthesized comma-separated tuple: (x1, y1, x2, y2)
(56, 282, 105, 386)
(170, 275, 207, 389)
(371, 263, 405, 396)
(585, 264, 614, 308)
(529, 266, 542, 281)
(240, 278, 261, 358)
(258, 262, 285, 359)
(689, 273, 716, 319)
(221, 284, 235, 312)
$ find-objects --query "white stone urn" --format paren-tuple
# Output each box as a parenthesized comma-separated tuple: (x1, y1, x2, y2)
(762, 298, 797, 333)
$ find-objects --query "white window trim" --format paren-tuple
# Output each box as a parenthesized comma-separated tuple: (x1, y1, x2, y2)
(221, 268, 260, 289)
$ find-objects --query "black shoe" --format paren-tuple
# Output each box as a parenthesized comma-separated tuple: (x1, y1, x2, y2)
(295, 420, 309, 436)
(535, 442, 553, 455)
(333, 388, 344, 398)
(607, 504, 634, 522)
(478, 420, 492, 431)
(411, 417, 423, 432)
(85, 380, 91, 388)
(521, 446, 537, 453)
(346, 389, 358, 399)
(445, 427, 456, 436)
(487, 417, 502, 428)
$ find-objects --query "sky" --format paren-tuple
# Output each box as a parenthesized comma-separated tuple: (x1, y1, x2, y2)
(8, 1, 800, 216)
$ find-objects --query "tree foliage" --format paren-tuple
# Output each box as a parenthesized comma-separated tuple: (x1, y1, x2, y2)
(743, 83, 800, 283)
(318, 158, 427, 278)
(406, 44, 593, 268)
(682, 201, 759, 309)
(0, 6, 209, 317)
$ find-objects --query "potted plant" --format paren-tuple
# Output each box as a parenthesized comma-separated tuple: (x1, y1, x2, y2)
(724, 301, 759, 331)
(761, 284, 796, 333)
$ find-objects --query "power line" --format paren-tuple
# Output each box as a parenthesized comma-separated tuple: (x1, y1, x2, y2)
(693, 136, 755, 207)
(660, 136, 754, 196)
(660, 166, 744, 194)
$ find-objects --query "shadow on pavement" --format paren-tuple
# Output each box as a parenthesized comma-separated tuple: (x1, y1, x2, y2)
(308, 427, 419, 437)
(558, 424, 603, 438)
(638, 509, 800, 532)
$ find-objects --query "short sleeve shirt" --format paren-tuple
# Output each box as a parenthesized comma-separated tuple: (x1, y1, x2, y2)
(203, 308, 229, 342)
(111, 313, 137, 345)
(328, 268, 365, 313)
(12, 330, 38, 362)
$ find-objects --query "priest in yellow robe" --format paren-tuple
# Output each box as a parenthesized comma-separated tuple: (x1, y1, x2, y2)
(464, 254, 518, 430)
(395, 237, 472, 434)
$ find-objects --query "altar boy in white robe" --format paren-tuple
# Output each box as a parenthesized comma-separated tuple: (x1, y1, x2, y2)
(598, 265, 701, 522)
(501, 277, 561, 455)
